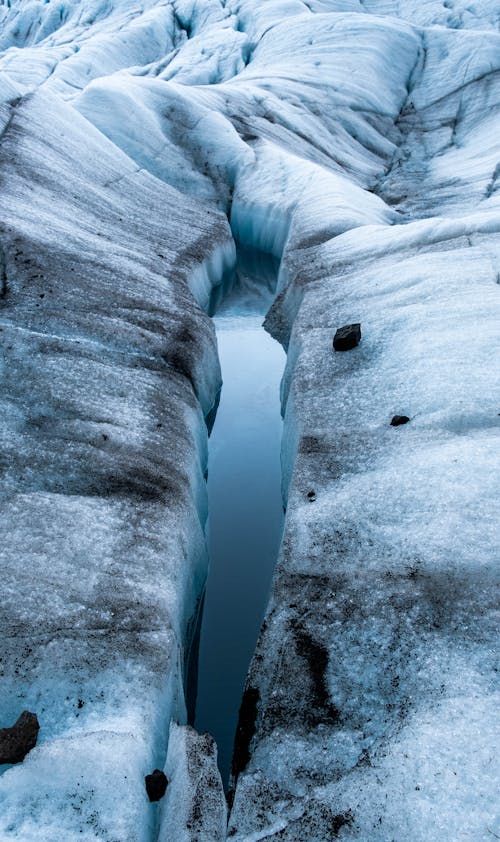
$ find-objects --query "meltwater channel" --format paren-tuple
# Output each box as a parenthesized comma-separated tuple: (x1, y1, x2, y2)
(193, 247, 285, 788)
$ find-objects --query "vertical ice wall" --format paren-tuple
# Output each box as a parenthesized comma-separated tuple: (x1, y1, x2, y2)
(0, 89, 233, 840)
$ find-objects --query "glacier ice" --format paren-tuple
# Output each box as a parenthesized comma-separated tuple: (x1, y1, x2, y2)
(0, 0, 498, 839)
(160, 722, 227, 841)
(0, 85, 232, 840)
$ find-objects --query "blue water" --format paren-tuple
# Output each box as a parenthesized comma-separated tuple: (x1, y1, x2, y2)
(194, 248, 285, 788)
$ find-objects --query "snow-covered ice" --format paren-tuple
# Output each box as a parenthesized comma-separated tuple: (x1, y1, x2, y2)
(0, 0, 498, 839)
(0, 84, 232, 839)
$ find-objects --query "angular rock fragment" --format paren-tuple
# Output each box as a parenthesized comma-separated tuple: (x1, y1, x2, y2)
(390, 414, 410, 426)
(333, 323, 361, 351)
(145, 769, 168, 802)
(0, 711, 39, 764)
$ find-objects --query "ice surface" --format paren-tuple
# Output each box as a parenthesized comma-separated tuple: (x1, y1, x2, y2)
(0, 88, 231, 838)
(0, 0, 498, 839)
(238, 199, 500, 837)
(160, 723, 227, 841)
(0, 730, 156, 842)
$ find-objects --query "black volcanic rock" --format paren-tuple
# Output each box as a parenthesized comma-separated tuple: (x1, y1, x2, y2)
(145, 769, 168, 802)
(333, 324, 361, 351)
(0, 711, 39, 764)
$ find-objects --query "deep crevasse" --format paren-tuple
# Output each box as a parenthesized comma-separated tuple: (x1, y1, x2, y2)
(193, 248, 285, 790)
(0, 1, 498, 840)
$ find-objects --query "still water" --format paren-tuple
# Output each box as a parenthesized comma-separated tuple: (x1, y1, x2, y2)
(193, 248, 285, 788)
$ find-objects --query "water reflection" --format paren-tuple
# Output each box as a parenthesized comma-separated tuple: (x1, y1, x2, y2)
(193, 247, 285, 788)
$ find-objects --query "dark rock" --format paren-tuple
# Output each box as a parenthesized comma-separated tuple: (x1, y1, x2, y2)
(333, 323, 361, 352)
(145, 769, 168, 802)
(390, 415, 410, 426)
(0, 710, 39, 764)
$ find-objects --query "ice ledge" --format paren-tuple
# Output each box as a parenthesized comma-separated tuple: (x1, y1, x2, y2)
(160, 723, 227, 842)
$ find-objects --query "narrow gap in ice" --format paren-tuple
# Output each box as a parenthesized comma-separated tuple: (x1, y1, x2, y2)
(188, 244, 285, 790)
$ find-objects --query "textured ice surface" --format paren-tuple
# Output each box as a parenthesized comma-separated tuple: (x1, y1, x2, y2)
(161, 723, 227, 841)
(0, 89, 232, 839)
(0, 0, 499, 839)
(231, 223, 500, 839)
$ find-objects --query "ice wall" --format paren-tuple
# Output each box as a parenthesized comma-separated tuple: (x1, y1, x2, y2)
(227, 11, 500, 842)
(0, 89, 232, 839)
(0, 0, 498, 839)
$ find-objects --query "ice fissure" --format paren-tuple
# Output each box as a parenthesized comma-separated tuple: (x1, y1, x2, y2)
(192, 247, 285, 796)
(0, 1, 499, 840)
